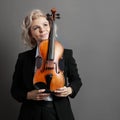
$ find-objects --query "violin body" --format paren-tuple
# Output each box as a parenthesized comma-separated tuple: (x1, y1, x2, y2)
(33, 40, 65, 91)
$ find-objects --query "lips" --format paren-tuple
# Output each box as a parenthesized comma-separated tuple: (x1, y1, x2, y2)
(41, 33, 49, 37)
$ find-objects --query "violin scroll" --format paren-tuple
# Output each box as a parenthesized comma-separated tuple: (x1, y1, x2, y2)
(46, 8, 60, 21)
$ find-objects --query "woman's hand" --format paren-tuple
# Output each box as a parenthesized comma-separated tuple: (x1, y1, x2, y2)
(27, 89, 50, 101)
(54, 86, 73, 97)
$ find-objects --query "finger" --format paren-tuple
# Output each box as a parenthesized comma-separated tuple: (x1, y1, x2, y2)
(55, 91, 68, 97)
(38, 89, 46, 93)
(54, 88, 67, 93)
(36, 96, 43, 100)
(36, 94, 50, 100)
(36, 94, 45, 100)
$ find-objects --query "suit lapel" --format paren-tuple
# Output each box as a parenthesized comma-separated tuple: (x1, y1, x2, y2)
(30, 47, 37, 75)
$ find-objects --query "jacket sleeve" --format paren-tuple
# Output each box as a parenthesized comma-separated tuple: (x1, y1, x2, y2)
(10, 53, 28, 102)
(65, 49, 82, 98)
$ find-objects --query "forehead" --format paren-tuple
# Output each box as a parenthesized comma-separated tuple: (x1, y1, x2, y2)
(31, 17, 49, 26)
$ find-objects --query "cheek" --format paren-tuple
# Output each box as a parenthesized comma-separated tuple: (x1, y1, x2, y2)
(31, 31, 39, 39)
(48, 27, 50, 33)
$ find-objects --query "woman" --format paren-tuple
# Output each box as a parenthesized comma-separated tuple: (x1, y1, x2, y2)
(11, 9, 82, 120)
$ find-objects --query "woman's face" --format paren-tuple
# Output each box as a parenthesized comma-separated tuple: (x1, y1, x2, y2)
(30, 17, 50, 43)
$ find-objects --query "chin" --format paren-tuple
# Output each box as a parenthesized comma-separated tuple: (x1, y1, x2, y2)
(38, 39, 47, 42)
(41, 39, 48, 41)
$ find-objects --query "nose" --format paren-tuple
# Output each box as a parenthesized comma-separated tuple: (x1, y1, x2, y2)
(39, 26, 45, 33)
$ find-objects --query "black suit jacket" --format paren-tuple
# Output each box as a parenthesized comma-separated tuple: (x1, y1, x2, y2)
(11, 47, 82, 120)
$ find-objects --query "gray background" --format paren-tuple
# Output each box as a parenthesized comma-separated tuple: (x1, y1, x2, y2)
(0, 0, 120, 120)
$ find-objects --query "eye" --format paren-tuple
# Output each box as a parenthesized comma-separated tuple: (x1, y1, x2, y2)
(44, 23, 49, 27)
(32, 26, 40, 31)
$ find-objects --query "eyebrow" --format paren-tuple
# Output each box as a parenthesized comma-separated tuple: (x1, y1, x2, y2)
(31, 25, 39, 28)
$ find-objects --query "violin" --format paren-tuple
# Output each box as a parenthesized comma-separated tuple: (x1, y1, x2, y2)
(33, 8, 65, 92)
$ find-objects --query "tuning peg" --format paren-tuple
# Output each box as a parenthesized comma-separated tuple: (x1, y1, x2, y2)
(56, 13, 60, 19)
(56, 16, 60, 19)
(46, 13, 51, 17)
(56, 13, 60, 17)
(46, 13, 51, 20)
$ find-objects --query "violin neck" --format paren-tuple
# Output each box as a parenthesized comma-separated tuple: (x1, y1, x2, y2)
(47, 21, 55, 61)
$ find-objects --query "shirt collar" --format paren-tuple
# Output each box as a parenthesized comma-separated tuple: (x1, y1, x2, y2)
(35, 47, 39, 58)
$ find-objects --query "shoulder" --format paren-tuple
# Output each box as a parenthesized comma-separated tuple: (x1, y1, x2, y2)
(63, 48, 73, 57)
(18, 47, 36, 58)
(15, 48, 36, 63)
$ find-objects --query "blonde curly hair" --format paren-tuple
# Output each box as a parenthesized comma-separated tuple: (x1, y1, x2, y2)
(21, 9, 46, 48)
